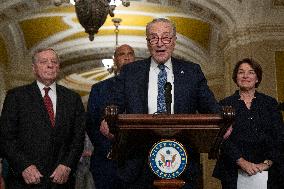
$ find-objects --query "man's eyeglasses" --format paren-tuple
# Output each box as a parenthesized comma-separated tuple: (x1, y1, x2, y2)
(147, 36, 173, 45)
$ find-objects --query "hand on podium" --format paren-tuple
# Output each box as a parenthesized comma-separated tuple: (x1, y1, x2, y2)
(100, 120, 115, 140)
(223, 126, 233, 140)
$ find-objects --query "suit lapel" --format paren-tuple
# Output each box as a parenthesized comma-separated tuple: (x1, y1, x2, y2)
(172, 58, 185, 113)
(55, 84, 64, 128)
(139, 58, 151, 113)
(28, 81, 52, 127)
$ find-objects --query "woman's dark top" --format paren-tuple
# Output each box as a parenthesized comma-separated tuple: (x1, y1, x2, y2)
(213, 90, 283, 188)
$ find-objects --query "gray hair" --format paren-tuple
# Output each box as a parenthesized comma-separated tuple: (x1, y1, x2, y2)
(146, 18, 176, 36)
(32, 47, 60, 64)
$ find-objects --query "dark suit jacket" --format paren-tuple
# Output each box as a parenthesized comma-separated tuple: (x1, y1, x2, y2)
(86, 77, 125, 189)
(86, 77, 115, 158)
(0, 81, 85, 189)
(111, 57, 219, 114)
(109, 57, 220, 187)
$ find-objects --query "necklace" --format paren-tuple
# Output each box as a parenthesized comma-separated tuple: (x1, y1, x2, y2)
(239, 90, 255, 109)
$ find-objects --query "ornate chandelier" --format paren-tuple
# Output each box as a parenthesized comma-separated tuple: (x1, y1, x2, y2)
(53, 0, 130, 41)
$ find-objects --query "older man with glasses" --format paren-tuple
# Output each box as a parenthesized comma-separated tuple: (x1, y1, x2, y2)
(100, 18, 220, 189)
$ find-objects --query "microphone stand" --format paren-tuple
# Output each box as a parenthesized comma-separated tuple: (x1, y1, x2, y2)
(164, 82, 172, 114)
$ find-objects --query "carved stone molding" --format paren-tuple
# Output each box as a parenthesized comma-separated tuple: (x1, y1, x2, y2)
(0, 0, 49, 27)
(220, 24, 284, 50)
(273, 0, 284, 6)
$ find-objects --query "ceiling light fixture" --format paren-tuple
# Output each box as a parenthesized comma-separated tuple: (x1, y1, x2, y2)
(54, 0, 129, 41)
(102, 59, 114, 71)
(70, 0, 75, 5)
(76, 0, 129, 41)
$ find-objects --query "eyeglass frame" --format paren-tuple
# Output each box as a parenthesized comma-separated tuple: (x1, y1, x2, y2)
(146, 34, 175, 45)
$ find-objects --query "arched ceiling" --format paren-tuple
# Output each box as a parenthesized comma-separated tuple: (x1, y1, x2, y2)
(0, 0, 284, 97)
(0, 0, 236, 65)
(18, 2, 214, 62)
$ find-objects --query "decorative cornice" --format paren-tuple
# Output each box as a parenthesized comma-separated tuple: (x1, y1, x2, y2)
(273, 0, 284, 6)
(0, 0, 52, 28)
(220, 24, 284, 50)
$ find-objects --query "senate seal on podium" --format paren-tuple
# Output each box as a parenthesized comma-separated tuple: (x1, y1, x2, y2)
(149, 140, 188, 179)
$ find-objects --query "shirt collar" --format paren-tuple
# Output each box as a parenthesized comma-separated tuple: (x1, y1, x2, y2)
(150, 57, 172, 71)
(37, 80, 56, 92)
(236, 90, 257, 100)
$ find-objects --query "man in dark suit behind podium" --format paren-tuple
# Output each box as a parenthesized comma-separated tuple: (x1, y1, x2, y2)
(100, 18, 220, 189)
(86, 44, 135, 189)
(0, 48, 85, 189)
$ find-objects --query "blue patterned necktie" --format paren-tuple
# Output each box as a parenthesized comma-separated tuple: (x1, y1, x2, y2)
(157, 64, 167, 113)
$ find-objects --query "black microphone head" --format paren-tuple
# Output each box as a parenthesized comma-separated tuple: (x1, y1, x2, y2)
(164, 82, 172, 91)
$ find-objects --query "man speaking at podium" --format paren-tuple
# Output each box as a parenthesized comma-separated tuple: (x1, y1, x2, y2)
(100, 18, 220, 189)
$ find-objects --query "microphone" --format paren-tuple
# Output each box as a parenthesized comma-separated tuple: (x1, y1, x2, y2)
(164, 82, 172, 114)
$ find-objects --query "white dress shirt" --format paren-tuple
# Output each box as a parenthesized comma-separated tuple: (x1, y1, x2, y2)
(148, 58, 174, 114)
(37, 81, 57, 115)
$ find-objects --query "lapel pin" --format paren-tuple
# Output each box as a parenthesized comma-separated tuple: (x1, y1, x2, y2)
(181, 70, 184, 74)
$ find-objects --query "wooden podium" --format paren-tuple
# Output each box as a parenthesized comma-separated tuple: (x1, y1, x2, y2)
(105, 106, 234, 189)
